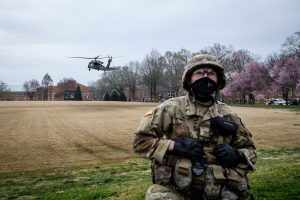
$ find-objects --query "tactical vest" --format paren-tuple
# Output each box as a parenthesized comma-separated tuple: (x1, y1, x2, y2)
(151, 96, 249, 198)
(171, 96, 234, 161)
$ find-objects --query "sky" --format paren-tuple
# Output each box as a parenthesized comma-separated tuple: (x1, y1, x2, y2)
(0, 0, 299, 90)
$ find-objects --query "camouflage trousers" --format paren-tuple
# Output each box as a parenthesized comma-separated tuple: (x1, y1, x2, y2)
(145, 184, 239, 200)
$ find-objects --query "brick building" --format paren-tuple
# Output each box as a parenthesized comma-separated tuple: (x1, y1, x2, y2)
(36, 83, 89, 101)
(221, 90, 300, 104)
(6, 83, 89, 101)
(124, 86, 149, 101)
(8, 91, 31, 101)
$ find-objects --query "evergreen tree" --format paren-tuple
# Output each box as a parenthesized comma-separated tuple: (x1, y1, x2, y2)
(0, 80, 9, 100)
(75, 84, 83, 101)
(110, 89, 120, 101)
(119, 91, 127, 101)
(103, 93, 110, 101)
(41, 73, 53, 101)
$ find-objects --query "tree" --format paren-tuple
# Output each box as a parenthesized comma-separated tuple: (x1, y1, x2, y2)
(0, 80, 10, 100)
(223, 61, 268, 104)
(119, 91, 127, 101)
(110, 89, 120, 101)
(265, 52, 280, 71)
(264, 33, 300, 102)
(88, 81, 100, 100)
(74, 84, 83, 101)
(41, 73, 53, 101)
(103, 92, 110, 101)
(227, 49, 259, 73)
(200, 43, 234, 73)
(163, 49, 190, 96)
(122, 61, 141, 100)
(140, 49, 164, 100)
(57, 78, 77, 94)
(271, 56, 300, 103)
(200, 43, 233, 62)
(281, 32, 300, 59)
(91, 78, 111, 100)
(297, 82, 300, 92)
(23, 79, 40, 100)
(99, 69, 127, 96)
(200, 44, 260, 82)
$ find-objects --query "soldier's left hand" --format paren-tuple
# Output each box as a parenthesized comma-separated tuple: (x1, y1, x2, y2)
(214, 144, 246, 167)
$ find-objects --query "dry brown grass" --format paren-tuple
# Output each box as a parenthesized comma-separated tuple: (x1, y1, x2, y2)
(0, 101, 299, 172)
(231, 107, 300, 149)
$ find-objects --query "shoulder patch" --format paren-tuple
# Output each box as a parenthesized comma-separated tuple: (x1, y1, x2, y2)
(144, 108, 155, 117)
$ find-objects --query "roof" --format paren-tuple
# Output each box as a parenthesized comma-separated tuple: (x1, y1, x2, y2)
(7, 85, 24, 92)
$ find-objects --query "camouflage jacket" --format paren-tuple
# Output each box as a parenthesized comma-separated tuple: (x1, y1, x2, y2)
(133, 94, 256, 174)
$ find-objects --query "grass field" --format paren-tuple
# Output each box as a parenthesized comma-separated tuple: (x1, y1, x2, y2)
(229, 103, 300, 111)
(0, 101, 300, 199)
(0, 101, 156, 172)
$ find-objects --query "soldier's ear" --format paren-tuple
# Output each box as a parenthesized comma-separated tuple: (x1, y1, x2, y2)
(144, 108, 155, 117)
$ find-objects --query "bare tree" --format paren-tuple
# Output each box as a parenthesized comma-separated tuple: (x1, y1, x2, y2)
(200, 43, 234, 69)
(88, 81, 101, 100)
(200, 44, 260, 83)
(57, 78, 77, 93)
(103, 69, 125, 92)
(122, 61, 141, 100)
(88, 79, 109, 100)
(41, 73, 53, 101)
(163, 49, 191, 96)
(281, 32, 300, 58)
(23, 79, 40, 100)
(227, 49, 259, 73)
(140, 49, 164, 100)
(265, 52, 280, 71)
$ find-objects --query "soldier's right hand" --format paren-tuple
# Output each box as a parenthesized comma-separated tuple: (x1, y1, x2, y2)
(172, 137, 203, 160)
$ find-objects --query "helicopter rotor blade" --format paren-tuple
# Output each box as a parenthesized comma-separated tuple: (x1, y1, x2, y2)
(97, 55, 124, 59)
(67, 55, 123, 60)
(67, 56, 95, 59)
(98, 56, 109, 59)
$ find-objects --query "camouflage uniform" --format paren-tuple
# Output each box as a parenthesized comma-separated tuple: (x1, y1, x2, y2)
(133, 54, 256, 200)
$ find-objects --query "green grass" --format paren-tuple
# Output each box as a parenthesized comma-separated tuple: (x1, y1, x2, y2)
(0, 159, 152, 200)
(0, 147, 299, 200)
(249, 147, 300, 200)
(230, 103, 300, 111)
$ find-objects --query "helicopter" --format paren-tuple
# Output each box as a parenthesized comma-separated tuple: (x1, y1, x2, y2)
(68, 55, 120, 72)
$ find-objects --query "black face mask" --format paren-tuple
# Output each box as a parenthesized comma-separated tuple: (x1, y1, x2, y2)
(190, 77, 217, 102)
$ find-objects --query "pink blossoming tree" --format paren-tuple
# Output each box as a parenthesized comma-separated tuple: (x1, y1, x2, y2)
(271, 56, 300, 103)
(223, 61, 268, 104)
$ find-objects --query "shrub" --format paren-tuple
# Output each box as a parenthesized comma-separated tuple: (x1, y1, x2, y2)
(103, 93, 110, 101)
(110, 89, 120, 101)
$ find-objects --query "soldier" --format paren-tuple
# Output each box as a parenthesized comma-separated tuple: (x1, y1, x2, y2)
(133, 54, 256, 200)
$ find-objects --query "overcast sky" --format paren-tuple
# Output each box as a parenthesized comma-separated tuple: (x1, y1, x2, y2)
(0, 0, 299, 89)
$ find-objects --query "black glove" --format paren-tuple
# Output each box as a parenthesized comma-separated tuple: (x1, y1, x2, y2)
(214, 144, 246, 168)
(210, 116, 238, 136)
(172, 137, 203, 160)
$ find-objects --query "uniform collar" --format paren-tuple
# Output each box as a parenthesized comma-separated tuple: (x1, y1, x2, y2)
(185, 94, 223, 120)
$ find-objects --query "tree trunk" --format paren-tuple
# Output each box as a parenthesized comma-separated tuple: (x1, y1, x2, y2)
(249, 93, 255, 104)
(282, 88, 289, 104)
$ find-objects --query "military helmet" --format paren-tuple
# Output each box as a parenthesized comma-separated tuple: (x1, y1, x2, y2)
(182, 54, 226, 91)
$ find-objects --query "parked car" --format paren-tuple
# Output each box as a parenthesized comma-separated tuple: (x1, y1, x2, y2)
(265, 98, 274, 105)
(269, 98, 287, 105)
(288, 98, 300, 105)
